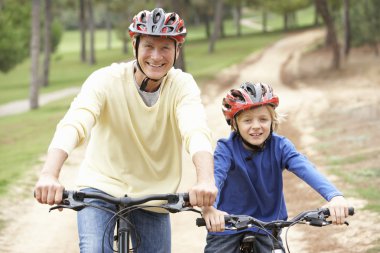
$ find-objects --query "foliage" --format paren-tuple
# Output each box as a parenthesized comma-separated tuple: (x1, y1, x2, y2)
(0, 0, 31, 73)
(45, 19, 64, 54)
(348, 0, 380, 47)
(260, 0, 312, 14)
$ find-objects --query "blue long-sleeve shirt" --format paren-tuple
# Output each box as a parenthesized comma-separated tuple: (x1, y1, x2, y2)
(211, 131, 342, 235)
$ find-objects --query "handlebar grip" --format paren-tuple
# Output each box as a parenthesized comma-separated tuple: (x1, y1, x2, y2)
(196, 215, 233, 227)
(196, 218, 206, 227)
(322, 207, 355, 216)
(183, 193, 189, 202)
(62, 190, 70, 199)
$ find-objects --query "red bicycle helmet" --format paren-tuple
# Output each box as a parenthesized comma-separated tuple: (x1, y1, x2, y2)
(222, 82, 279, 125)
(129, 8, 187, 44)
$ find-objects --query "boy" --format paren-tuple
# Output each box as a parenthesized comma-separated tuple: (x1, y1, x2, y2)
(202, 82, 349, 252)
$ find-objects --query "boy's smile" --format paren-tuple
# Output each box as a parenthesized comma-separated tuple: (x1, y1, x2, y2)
(235, 106, 272, 148)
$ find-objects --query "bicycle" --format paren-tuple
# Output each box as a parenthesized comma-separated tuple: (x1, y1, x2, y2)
(196, 207, 355, 253)
(45, 189, 201, 253)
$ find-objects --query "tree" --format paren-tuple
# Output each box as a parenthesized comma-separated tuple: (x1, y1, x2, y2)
(79, 0, 86, 62)
(315, 0, 340, 69)
(209, 0, 224, 53)
(172, 0, 186, 71)
(42, 0, 52, 87)
(30, 0, 41, 109)
(261, 0, 312, 30)
(349, 0, 380, 55)
(343, 0, 351, 57)
(192, 0, 213, 39)
(232, 0, 242, 37)
(0, 1, 30, 73)
(110, 0, 154, 54)
(87, 0, 96, 64)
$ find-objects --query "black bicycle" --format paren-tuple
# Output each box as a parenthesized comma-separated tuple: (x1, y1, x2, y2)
(47, 189, 201, 253)
(196, 207, 355, 253)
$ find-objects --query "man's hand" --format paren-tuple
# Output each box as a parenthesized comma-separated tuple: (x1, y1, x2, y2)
(34, 173, 64, 205)
(34, 148, 67, 206)
(191, 151, 218, 207)
(189, 182, 218, 207)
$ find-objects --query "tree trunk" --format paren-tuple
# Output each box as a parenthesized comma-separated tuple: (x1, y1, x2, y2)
(42, 0, 52, 87)
(123, 31, 128, 54)
(88, 0, 96, 65)
(262, 9, 267, 33)
(79, 0, 86, 62)
(30, 0, 40, 109)
(314, 5, 320, 25)
(343, 0, 351, 57)
(204, 12, 210, 39)
(209, 0, 223, 53)
(172, 0, 186, 71)
(283, 13, 288, 31)
(155, 0, 164, 7)
(315, 0, 340, 69)
(234, 1, 241, 37)
(106, 2, 112, 50)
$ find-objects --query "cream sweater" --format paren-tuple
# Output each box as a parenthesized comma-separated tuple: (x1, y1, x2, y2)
(49, 61, 212, 199)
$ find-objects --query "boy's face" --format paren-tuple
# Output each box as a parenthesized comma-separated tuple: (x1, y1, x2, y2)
(134, 35, 179, 80)
(235, 106, 272, 147)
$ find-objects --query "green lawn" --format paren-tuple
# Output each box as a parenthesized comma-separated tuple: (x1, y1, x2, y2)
(0, 32, 284, 196)
(0, 6, 318, 196)
(0, 5, 318, 105)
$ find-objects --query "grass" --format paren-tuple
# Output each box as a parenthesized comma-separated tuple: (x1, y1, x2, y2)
(0, 22, 286, 196)
(0, 97, 73, 194)
(0, 5, 319, 105)
(0, 31, 283, 105)
(0, 5, 320, 197)
(312, 117, 380, 213)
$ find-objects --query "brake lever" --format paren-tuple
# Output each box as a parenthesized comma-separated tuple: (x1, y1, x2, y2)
(49, 191, 87, 212)
(161, 194, 201, 214)
(304, 210, 349, 227)
(227, 215, 254, 231)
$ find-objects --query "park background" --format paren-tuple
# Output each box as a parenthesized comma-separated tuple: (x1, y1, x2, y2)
(0, 0, 379, 252)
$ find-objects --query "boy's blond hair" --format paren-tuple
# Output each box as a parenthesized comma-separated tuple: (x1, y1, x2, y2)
(231, 105, 285, 132)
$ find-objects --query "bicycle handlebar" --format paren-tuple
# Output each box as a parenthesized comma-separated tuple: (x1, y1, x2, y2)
(50, 190, 192, 213)
(196, 207, 355, 230)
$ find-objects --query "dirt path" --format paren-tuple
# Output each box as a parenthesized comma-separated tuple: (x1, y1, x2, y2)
(0, 87, 80, 117)
(1, 29, 378, 252)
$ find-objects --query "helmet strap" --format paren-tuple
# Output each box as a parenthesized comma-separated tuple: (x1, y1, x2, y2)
(134, 36, 164, 92)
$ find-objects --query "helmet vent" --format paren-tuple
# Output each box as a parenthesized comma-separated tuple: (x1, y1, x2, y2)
(231, 90, 245, 103)
(246, 86, 256, 98)
(167, 15, 175, 25)
(154, 13, 161, 24)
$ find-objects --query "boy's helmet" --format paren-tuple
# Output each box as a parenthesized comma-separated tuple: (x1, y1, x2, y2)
(222, 82, 279, 125)
(129, 8, 187, 44)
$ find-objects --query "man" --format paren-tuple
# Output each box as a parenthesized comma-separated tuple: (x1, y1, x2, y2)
(34, 8, 217, 253)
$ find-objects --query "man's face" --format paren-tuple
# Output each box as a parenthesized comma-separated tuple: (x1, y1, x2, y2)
(135, 35, 178, 80)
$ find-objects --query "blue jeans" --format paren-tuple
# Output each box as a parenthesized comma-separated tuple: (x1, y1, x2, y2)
(204, 232, 279, 253)
(77, 188, 171, 253)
